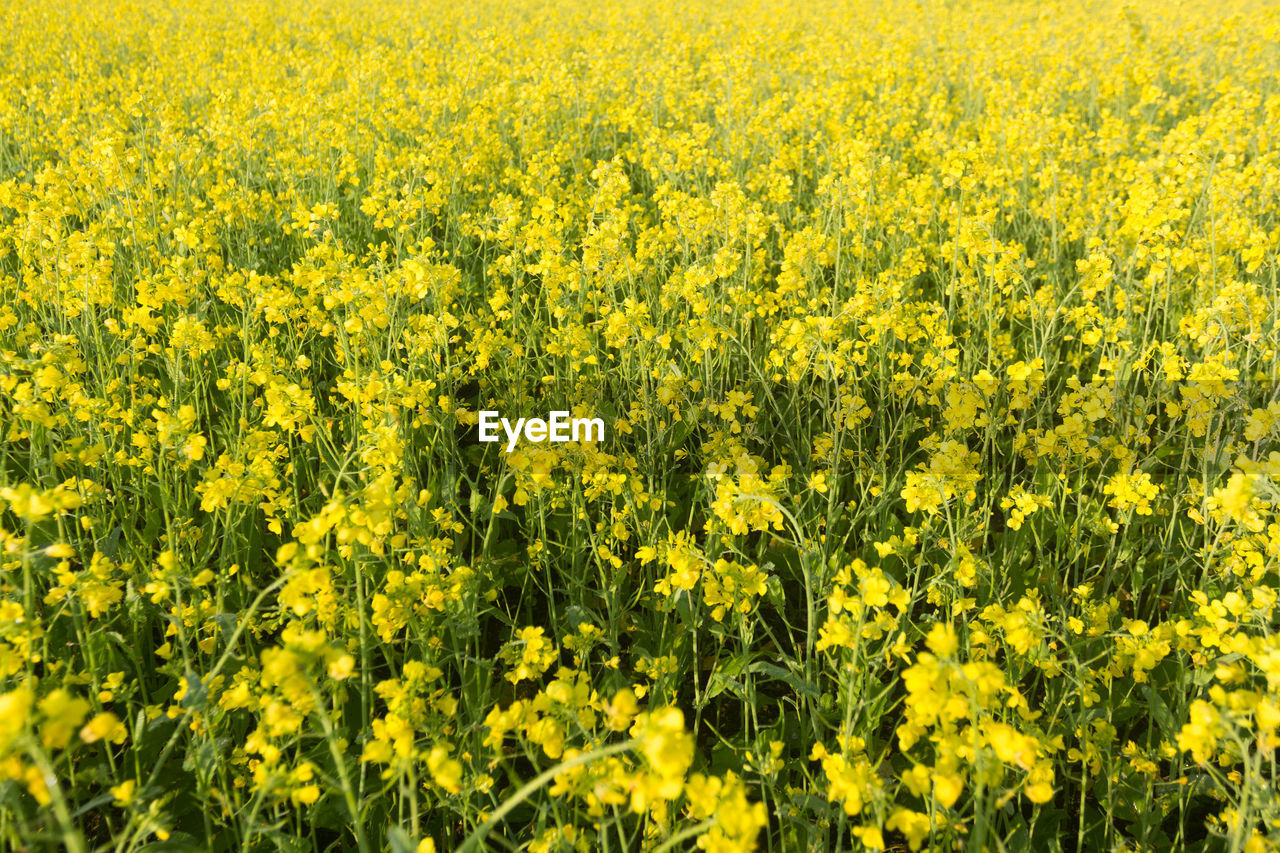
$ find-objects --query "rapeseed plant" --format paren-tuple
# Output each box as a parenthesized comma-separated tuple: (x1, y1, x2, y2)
(0, 0, 1279, 849)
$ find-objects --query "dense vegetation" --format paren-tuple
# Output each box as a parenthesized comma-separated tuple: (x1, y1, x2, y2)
(1, 0, 1279, 850)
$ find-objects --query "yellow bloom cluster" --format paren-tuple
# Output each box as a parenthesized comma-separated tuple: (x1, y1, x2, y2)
(1, 0, 1279, 849)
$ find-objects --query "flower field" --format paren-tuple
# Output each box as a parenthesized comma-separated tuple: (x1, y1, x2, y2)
(2, 0, 1280, 849)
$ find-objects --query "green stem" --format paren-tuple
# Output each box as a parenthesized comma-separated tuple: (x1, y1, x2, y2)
(458, 740, 636, 853)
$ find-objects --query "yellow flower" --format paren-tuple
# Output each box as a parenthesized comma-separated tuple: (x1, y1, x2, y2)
(426, 745, 463, 794)
(933, 770, 963, 808)
(0, 688, 33, 752)
(292, 784, 321, 805)
(851, 825, 884, 850)
(38, 690, 91, 750)
(1025, 781, 1054, 804)
(1177, 700, 1223, 763)
(79, 712, 126, 744)
(327, 653, 355, 681)
(605, 688, 639, 732)
(110, 779, 137, 806)
(925, 623, 958, 657)
(885, 809, 932, 851)
(634, 707, 693, 780)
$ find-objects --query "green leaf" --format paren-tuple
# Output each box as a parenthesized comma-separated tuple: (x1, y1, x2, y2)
(1141, 685, 1177, 735)
(750, 661, 820, 699)
(387, 826, 417, 853)
(180, 670, 209, 712)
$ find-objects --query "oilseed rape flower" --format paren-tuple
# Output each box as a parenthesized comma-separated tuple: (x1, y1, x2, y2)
(2, 0, 1280, 849)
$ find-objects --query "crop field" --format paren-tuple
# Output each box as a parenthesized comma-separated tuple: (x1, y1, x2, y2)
(1, 0, 1279, 850)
